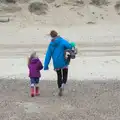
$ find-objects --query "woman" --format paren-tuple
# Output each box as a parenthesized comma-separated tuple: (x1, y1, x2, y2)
(44, 30, 72, 96)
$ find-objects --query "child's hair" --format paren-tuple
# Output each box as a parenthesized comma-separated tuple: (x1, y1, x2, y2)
(28, 51, 37, 65)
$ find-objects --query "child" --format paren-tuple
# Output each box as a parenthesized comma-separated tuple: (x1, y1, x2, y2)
(28, 52, 43, 97)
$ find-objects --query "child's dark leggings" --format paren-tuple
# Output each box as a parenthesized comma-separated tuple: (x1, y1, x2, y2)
(56, 68, 68, 88)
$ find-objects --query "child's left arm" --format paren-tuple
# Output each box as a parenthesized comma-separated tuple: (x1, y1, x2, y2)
(27, 57, 30, 68)
(38, 59, 43, 70)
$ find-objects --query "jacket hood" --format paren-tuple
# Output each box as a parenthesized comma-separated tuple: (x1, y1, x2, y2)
(30, 58, 39, 64)
(50, 36, 61, 47)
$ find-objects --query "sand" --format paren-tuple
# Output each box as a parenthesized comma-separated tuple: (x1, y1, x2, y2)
(0, 0, 120, 119)
(0, 25, 120, 120)
(0, 79, 120, 120)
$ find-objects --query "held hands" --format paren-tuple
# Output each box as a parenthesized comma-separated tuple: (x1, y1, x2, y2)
(44, 66, 49, 70)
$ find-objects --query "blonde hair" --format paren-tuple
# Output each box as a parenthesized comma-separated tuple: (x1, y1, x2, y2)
(28, 51, 37, 65)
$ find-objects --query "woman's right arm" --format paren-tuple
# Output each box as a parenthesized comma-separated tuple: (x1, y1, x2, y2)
(44, 44, 52, 70)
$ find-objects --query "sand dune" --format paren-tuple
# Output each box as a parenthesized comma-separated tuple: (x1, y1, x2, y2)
(0, 0, 120, 25)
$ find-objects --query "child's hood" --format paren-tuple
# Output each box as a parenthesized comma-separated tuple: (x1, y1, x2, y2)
(30, 58, 39, 64)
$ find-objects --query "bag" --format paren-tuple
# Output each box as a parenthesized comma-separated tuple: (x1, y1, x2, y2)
(64, 47, 77, 64)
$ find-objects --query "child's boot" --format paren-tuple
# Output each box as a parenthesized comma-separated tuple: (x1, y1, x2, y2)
(31, 84, 35, 97)
(35, 85, 40, 96)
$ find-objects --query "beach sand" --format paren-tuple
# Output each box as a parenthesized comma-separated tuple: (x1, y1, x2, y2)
(0, 0, 120, 119)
